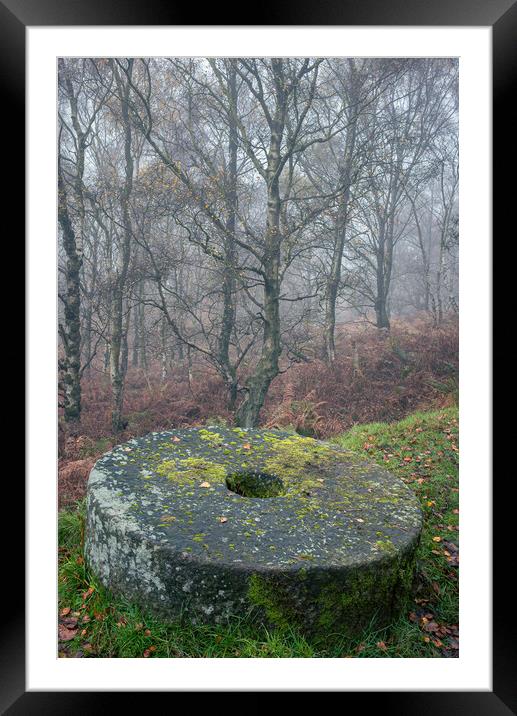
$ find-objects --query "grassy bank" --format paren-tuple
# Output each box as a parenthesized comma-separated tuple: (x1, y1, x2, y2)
(58, 406, 459, 658)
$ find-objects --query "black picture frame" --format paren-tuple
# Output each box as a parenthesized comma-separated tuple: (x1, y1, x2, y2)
(9, 0, 508, 710)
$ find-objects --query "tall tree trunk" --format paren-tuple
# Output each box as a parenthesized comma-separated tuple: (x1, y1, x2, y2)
(375, 227, 391, 330)
(323, 230, 341, 364)
(131, 292, 140, 368)
(235, 271, 281, 428)
(82, 230, 98, 374)
(219, 60, 239, 410)
(110, 60, 134, 433)
(160, 315, 168, 381)
(323, 62, 360, 364)
(436, 242, 444, 326)
(109, 289, 125, 433)
(58, 165, 82, 427)
(236, 67, 284, 427)
(138, 285, 148, 372)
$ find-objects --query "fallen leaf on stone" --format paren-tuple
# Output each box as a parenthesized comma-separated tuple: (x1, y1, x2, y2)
(199, 482, 211, 488)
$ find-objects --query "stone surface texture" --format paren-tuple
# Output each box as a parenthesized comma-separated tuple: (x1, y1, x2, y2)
(85, 427, 422, 639)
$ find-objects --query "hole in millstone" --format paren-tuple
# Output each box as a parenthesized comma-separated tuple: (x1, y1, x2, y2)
(225, 470, 286, 498)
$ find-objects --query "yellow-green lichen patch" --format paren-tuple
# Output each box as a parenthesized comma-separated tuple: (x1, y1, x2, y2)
(263, 435, 340, 495)
(156, 457, 227, 485)
(198, 429, 224, 447)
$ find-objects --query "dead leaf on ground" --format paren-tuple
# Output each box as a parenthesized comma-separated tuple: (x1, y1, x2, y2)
(58, 624, 78, 642)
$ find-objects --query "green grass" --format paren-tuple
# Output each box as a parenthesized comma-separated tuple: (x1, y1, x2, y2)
(58, 406, 459, 658)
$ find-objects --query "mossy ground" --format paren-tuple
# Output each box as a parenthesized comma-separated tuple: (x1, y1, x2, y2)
(58, 406, 458, 658)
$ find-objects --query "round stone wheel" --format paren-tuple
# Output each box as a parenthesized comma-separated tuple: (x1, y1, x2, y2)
(85, 427, 422, 640)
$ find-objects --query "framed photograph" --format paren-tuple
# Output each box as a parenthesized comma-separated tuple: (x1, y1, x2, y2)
(8, 0, 508, 708)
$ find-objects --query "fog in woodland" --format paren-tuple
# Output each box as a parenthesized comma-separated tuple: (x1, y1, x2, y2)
(58, 57, 458, 434)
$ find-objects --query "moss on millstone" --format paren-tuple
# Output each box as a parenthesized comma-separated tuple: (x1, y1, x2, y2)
(198, 429, 225, 448)
(247, 550, 418, 641)
(316, 553, 417, 638)
(156, 456, 226, 485)
(247, 574, 297, 629)
(153, 431, 343, 499)
(263, 435, 339, 495)
(374, 538, 397, 555)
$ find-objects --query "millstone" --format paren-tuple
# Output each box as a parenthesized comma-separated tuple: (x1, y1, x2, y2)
(85, 427, 422, 640)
